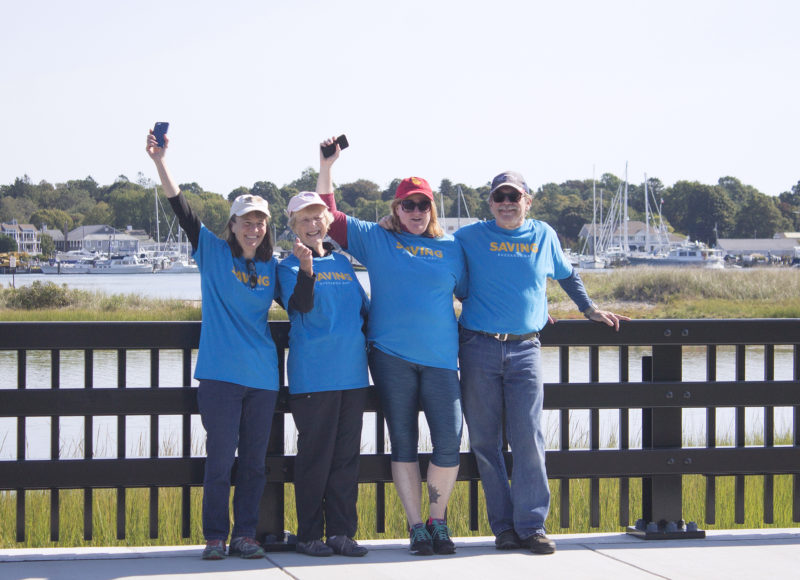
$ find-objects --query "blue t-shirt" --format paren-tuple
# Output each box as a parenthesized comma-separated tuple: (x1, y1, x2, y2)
(192, 226, 279, 390)
(455, 219, 573, 335)
(277, 251, 369, 394)
(346, 216, 465, 370)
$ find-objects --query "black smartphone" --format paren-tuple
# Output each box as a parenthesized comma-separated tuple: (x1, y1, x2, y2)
(321, 134, 349, 158)
(153, 122, 169, 148)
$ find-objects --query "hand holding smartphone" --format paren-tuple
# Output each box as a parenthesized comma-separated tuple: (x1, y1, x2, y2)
(153, 122, 169, 148)
(321, 134, 349, 158)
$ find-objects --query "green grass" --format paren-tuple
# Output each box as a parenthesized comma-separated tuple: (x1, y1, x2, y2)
(2, 431, 797, 548)
(547, 266, 800, 319)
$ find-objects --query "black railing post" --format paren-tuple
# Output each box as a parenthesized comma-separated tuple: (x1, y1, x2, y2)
(629, 347, 704, 539)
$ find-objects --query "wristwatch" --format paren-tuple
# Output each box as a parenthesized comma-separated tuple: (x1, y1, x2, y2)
(582, 303, 598, 319)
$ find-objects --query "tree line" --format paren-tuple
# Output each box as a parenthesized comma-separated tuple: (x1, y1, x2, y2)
(1, 170, 799, 256)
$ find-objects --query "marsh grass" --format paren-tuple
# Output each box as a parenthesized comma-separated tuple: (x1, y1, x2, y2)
(547, 267, 800, 319)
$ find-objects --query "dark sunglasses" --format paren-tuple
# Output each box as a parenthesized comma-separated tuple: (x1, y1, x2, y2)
(491, 190, 522, 203)
(400, 198, 431, 212)
(246, 259, 257, 289)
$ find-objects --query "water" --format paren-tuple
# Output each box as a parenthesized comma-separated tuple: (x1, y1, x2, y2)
(0, 270, 372, 299)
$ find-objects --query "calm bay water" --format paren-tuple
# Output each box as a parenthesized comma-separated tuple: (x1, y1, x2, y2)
(0, 270, 372, 299)
(0, 273, 796, 461)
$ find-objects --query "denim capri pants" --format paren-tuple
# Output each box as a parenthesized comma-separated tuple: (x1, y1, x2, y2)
(368, 346, 462, 467)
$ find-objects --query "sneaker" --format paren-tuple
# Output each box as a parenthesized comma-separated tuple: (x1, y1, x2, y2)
(201, 539, 226, 560)
(426, 518, 455, 555)
(229, 536, 265, 559)
(521, 532, 556, 555)
(326, 535, 368, 557)
(408, 522, 434, 556)
(296, 539, 334, 557)
(494, 529, 521, 550)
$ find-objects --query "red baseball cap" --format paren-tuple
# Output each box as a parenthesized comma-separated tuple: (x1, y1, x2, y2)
(395, 177, 434, 201)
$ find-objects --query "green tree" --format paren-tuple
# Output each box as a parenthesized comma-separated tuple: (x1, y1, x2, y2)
(82, 201, 114, 227)
(286, 168, 318, 193)
(733, 193, 790, 238)
(340, 179, 381, 207)
(251, 181, 287, 234)
(228, 186, 250, 203)
(352, 198, 391, 222)
(39, 233, 55, 257)
(29, 208, 74, 231)
(663, 181, 736, 243)
(0, 234, 18, 252)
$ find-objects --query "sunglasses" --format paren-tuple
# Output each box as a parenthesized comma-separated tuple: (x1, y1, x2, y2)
(491, 190, 522, 203)
(400, 198, 431, 212)
(246, 259, 257, 289)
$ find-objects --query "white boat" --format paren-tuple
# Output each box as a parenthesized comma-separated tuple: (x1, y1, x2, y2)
(155, 259, 198, 274)
(628, 241, 725, 268)
(88, 255, 154, 274)
(40, 261, 94, 274)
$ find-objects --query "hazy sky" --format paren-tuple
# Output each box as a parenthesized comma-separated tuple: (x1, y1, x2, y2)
(2, 0, 798, 197)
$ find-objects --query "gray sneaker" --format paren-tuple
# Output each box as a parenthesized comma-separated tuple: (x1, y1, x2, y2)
(201, 539, 226, 560)
(326, 535, 368, 557)
(296, 539, 334, 557)
(229, 536, 265, 559)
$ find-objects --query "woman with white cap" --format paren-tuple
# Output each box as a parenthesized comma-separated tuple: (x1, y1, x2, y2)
(277, 192, 370, 557)
(315, 138, 466, 557)
(146, 130, 307, 561)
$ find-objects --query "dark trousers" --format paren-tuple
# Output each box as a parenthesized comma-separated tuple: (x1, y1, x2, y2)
(197, 379, 278, 541)
(290, 388, 368, 541)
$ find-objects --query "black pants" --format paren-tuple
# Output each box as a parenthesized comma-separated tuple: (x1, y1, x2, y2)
(290, 387, 369, 541)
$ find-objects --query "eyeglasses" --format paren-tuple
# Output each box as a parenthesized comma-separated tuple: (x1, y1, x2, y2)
(491, 190, 522, 203)
(246, 259, 257, 289)
(400, 199, 431, 212)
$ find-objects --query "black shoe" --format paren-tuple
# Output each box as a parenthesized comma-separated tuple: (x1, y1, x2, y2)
(426, 518, 455, 555)
(521, 532, 556, 555)
(494, 529, 521, 550)
(296, 539, 334, 557)
(408, 523, 434, 556)
(326, 535, 368, 557)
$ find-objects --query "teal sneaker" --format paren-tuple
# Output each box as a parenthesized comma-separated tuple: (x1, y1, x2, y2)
(426, 518, 455, 554)
(409, 522, 434, 556)
(229, 536, 265, 559)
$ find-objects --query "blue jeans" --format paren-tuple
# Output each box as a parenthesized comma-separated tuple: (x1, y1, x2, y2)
(197, 379, 278, 541)
(458, 327, 549, 538)
(368, 347, 462, 467)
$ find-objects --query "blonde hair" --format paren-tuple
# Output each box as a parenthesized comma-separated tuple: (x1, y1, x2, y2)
(288, 205, 334, 236)
(390, 198, 444, 238)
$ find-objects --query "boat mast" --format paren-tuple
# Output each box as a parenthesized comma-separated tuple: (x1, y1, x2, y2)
(622, 162, 629, 256)
(644, 174, 649, 254)
(592, 166, 597, 260)
(154, 186, 160, 251)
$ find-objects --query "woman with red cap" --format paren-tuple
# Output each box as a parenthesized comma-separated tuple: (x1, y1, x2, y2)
(316, 137, 466, 556)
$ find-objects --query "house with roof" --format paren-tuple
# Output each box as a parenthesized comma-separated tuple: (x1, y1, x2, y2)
(715, 238, 799, 261)
(0, 220, 41, 254)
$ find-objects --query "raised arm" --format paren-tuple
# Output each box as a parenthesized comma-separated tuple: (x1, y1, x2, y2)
(316, 136, 348, 247)
(145, 131, 201, 250)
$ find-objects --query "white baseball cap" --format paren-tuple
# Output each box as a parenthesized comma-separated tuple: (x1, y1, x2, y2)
(230, 194, 271, 218)
(287, 191, 326, 216)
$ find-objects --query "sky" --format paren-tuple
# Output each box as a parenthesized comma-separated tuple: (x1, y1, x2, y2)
(2, 0, 798, 197)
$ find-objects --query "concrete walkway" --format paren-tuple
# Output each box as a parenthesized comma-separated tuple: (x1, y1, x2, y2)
(2, 529, 799, 580)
